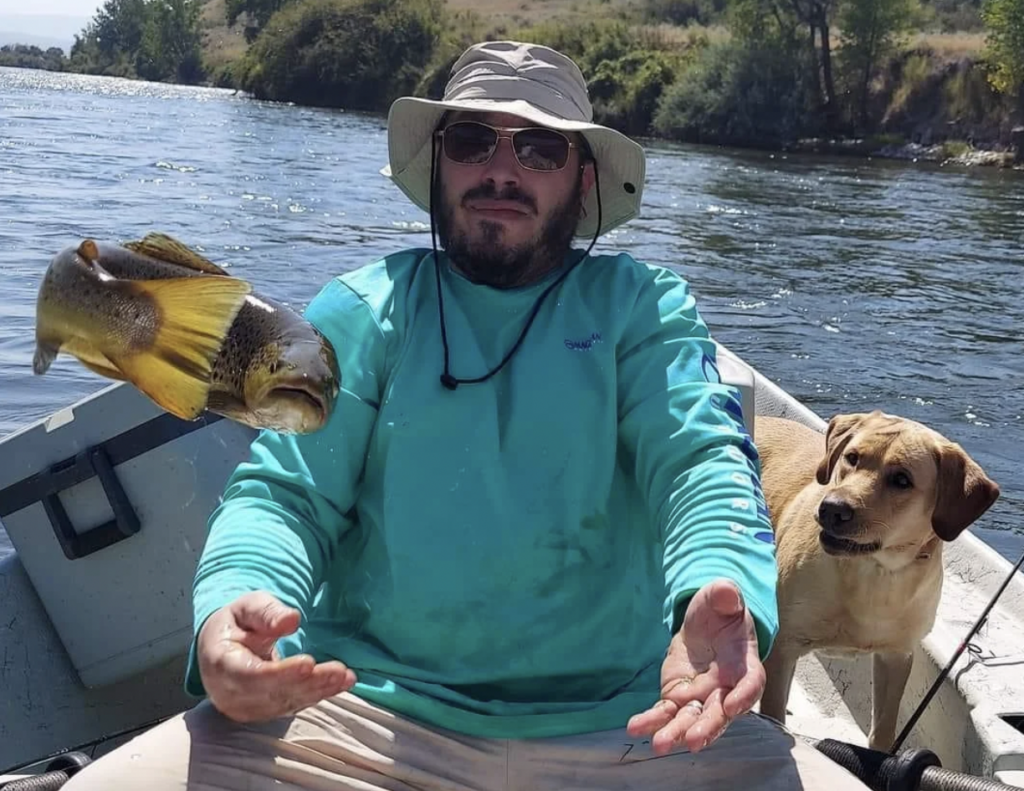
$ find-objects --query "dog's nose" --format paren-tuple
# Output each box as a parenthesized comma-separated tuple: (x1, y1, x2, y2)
(818, 495, 855, 532)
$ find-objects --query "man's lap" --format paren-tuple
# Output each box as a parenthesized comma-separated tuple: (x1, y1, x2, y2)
(62, 691, 868, 790)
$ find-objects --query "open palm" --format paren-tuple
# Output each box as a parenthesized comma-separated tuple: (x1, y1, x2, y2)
(627, 579, 766, 755)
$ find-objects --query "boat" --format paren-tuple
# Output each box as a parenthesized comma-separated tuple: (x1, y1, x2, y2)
(0, 342, 1022, 790)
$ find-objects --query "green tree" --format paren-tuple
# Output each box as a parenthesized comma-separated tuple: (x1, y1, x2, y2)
(517, 20, 690, 135)
(981, 0, 1024, 105)
(653, 37, 821, 147)
(0, 44, 67, 71)
(728, 0, 839, 129)
(239, 0, 444, 109)
(66, 0, 204, 82)
(137, 0, 204, 82)
(837, 0, 919, 128)
(69, 0, 148, 76)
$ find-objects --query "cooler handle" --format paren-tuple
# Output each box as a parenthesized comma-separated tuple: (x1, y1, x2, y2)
(41, 446, 141, 560)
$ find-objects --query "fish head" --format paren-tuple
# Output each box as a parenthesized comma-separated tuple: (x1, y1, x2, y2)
(244, 327, 341, 434)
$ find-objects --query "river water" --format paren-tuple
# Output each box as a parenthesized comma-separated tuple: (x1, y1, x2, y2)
(1, 66, 1021, 561)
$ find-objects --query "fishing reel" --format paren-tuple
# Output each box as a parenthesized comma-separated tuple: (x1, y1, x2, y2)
(0, 751, 92, 791)
(809, 737, 1020, 791)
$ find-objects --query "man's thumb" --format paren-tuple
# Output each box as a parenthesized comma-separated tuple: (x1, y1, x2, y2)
(708, 579, 744, 618)
(233, 592, 300, 637)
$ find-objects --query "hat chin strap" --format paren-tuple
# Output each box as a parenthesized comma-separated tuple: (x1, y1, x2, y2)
(428, 141, 603, 392)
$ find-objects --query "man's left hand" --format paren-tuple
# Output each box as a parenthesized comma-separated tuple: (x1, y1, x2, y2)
(626, 578, 766, 755)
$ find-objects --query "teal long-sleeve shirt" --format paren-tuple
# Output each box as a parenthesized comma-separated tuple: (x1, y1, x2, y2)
(185, 248, 779, 739)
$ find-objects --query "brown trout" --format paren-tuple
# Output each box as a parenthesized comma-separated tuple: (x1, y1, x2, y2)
(34, 233, 341, 434)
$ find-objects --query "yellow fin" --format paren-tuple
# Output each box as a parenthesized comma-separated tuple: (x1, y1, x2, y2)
(109, 275, 251, 420)
(122, 232, 230, 276)
(59, 338, 126, 381)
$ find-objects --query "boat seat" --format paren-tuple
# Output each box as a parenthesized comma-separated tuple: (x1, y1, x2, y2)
(753, 376, 826, 435)
(715, 341, 826, 436)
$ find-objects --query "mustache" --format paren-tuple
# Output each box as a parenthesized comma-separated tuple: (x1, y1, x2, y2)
(461, 184, 536, 213)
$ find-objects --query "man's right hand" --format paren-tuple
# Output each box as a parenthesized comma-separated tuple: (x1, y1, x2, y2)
(196, 591, 357, 723)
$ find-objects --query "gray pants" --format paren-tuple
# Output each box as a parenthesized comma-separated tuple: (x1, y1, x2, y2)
(63, 691, 870, 790)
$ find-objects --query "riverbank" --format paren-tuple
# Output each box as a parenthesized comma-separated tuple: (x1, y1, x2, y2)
(787, 135, 1024, 169)
(3, 0, 1022, 168)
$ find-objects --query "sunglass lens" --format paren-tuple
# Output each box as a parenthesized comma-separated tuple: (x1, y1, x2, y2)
(443, 122, 497, 165)
(513, 129, 570, 171)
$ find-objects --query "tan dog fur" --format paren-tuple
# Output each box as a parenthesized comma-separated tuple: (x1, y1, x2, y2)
(754, 410, 1000, 752)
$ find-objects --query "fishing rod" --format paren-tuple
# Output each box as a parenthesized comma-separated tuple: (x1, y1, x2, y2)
(796, 543, 1024, 791)
(890, 545, 1024, 755)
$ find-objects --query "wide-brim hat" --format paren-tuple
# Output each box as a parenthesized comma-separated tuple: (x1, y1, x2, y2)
(380, 40, 646, 239)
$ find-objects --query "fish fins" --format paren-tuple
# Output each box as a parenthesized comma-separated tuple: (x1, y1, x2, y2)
(56, 338, 127, 381)
(108, 275, 251, 421)
(32, 341, 59, 376)
(122, 232, 230, 276)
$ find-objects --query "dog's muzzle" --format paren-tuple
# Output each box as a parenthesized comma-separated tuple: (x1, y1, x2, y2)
(817, 494, 856, 534)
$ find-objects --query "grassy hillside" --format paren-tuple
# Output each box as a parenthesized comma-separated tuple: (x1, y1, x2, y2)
(187, 0, 1017, 160)
(199, 0, 248, 78)
(196, 0, 989, 79)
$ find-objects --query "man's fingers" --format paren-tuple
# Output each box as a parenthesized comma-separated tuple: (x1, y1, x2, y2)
(660, 673, 717, 708)
(632, 687, 738, 756)
(306, 660, 358, 694)
(233, 593, 301, 639)
(271, 662, 356, 710)
(213, 647, 314, 691)
(219, 653, 355, 696)
(626, 699, 678, 737)
(210, 655, 357, 723)
(649, 700, 704, 755)
(627, 672, 713, 739)
(722, 666, 765, 718)
(683, 688, 729, 753)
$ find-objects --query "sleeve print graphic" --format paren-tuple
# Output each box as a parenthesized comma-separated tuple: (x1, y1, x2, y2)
(700, 351, 721, 384)
(702, 351, 775, 546)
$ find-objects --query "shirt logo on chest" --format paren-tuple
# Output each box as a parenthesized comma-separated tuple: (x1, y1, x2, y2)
(564, 332, 603, 351)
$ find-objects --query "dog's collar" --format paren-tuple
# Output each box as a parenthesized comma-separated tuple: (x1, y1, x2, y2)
(885, 536, 939, 560)
(916, 536, 941, 561)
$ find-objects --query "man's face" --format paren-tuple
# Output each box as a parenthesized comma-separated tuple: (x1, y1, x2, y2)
(435, 111, 595, 289)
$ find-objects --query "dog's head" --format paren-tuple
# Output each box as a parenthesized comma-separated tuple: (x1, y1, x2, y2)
(813, 410, 1000, 559)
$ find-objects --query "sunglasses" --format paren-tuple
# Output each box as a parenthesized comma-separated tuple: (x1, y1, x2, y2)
(436, 120, 580, 172)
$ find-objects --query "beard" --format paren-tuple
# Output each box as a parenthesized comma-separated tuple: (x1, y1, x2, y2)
(436, 175, 584, 289)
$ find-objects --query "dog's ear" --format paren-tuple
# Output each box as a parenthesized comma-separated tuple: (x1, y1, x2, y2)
(932, 442, 1000, 541)
(816, 413, 868, 484)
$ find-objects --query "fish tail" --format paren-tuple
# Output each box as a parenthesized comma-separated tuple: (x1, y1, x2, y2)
(110, 275, 252, 421)
(33, 340, 59, 375)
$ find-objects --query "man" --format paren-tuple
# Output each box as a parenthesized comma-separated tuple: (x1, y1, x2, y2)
(64, 40, 868, 790)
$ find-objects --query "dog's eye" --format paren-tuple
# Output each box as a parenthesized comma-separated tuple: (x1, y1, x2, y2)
(844, 451, 859, 466)
(889, 472, 913, 489)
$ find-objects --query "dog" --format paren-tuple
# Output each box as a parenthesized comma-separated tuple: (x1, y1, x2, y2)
(753, 410, 1000, 752)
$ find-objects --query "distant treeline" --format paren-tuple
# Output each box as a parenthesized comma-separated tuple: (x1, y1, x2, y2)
(4, 0, 1023, 154)
(0, 44, 67, 71)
